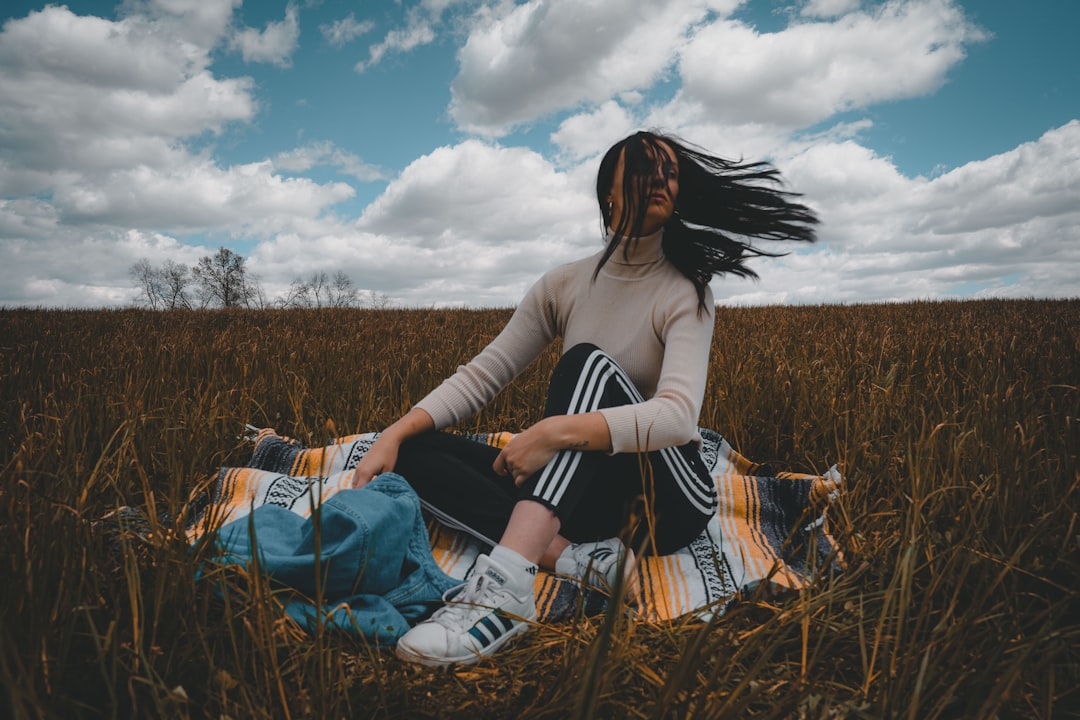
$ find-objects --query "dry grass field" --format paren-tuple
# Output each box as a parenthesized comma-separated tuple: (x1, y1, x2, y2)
(2, 299, 1078, 719)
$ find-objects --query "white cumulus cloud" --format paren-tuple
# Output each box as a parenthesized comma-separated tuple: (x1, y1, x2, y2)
(359, 139, 595, 247)
(449, 0, 740, 135)
(320, 13, 374, 47)
(274, 142, 386, 182)
(229, 3, 301, 67)
(800, 0, 864, 18)
(678, 0, 987, 128)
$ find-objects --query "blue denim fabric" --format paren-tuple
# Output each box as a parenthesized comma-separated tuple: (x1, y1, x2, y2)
(213, 472, 457, 643)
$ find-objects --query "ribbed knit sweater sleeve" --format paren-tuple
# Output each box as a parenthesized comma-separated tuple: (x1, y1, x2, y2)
(413, 277, 558, 429)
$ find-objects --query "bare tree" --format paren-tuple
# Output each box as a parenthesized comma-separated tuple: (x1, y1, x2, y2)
(279, 277, 312, 308)
(130, 258, 164, 309)
(279, 270, 361, 308)
(246, 270, 269, 309)
(192, 247, 256, 308)
(309, 271, 330, 306)
(366, 290, 393, 309)
(279, 273, 321, 308)
(159, 260, 193, 309)
(329, 271, 359, 307)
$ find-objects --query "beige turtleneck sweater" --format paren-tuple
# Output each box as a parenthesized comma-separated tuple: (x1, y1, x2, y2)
(414, 230, 715, 453)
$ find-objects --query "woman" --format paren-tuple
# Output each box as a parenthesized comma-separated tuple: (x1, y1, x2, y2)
(351, 131, 818, 666)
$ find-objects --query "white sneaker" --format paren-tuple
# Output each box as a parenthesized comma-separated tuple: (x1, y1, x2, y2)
(556, 538, 637, 596)
(395, 553, 536, 666)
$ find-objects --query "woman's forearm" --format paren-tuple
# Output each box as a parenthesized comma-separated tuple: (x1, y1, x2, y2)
(382, 407, 436, 441)
(538, 412, 612, 453)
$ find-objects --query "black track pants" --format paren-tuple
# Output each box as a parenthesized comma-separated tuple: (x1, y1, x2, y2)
(395, 343, 716, 555)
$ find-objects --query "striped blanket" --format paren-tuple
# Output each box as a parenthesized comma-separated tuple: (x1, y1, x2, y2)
(186, 428, 843, 623)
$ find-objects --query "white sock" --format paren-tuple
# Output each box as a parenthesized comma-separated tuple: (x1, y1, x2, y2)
(488, 545, 538, 591)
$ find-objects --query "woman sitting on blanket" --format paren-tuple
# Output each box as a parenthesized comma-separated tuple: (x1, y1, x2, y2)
(350, 130, 819, 666)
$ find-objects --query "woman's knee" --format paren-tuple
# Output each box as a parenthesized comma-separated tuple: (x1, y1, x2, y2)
(551, 343, 622, 385)
(544, 343, 638, 416)
(555, 342, 605, 373)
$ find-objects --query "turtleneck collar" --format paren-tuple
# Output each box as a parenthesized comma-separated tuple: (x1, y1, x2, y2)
(605, 228, 665, 266)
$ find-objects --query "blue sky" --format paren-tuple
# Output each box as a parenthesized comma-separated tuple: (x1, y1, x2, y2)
(1, 0, 1077, 307)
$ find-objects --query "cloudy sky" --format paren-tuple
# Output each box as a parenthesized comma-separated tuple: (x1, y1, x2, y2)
(1, 0, 1077, 308)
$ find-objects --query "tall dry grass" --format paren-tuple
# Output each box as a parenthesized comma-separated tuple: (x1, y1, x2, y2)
(1, 299, 1077, 719)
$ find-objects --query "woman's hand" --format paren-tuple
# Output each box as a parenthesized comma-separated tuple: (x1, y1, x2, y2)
(493, 420, 561, 487)
(350, 434, 399, 488)
(350, 407, 435, 488)
(494, 413, 612, 487)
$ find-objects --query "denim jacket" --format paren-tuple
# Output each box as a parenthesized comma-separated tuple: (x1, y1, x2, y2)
(212, 472, 457, 643)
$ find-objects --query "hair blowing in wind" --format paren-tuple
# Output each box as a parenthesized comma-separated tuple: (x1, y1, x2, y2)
(596, 131, 820, 311)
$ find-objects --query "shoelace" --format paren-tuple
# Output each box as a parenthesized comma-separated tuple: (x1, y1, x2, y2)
(432, 574, 507, 630)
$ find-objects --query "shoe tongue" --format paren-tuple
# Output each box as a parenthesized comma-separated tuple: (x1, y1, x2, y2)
(482, 565, 508, 587)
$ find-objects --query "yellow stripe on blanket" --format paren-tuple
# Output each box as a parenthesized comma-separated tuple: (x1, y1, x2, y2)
(638, 554, 692, 620)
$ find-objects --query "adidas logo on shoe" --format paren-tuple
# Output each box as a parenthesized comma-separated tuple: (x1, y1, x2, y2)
(588, 547, 615, 562)
(466, 611, 518, 649)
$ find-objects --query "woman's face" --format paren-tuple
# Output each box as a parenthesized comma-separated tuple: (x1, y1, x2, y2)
(607, 140, 679, 236)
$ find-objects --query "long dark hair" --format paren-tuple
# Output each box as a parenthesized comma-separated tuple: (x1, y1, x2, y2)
(595, 130, 819, 311)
